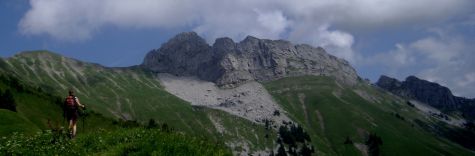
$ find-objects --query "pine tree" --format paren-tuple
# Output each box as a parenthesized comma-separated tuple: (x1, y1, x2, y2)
(276, 143, 287, 156)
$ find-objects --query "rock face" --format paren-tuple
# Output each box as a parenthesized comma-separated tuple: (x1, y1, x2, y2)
(376, 75, 475, 119)
(142, 32, 359, 88)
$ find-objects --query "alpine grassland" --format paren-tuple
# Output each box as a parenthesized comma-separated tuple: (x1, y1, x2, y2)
(0, 51, 275, 154)
(264, 76, 474, 155)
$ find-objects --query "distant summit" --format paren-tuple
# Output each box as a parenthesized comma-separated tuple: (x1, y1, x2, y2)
(376, 75, 475, 119)
(142, 32, 359, 88)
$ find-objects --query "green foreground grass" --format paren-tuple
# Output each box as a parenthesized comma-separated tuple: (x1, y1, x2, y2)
(0, 128, 231, 155)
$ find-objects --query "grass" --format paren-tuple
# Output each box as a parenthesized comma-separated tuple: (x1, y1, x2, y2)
(0, 109, 39, 135)
(0, 128, 232, 155)
(0, 73, 118, 136)
(0, 51, 276, 154)
(1, 51, 220, 137)
(264, 76, 475, 155)
(203, 108, 277, 153)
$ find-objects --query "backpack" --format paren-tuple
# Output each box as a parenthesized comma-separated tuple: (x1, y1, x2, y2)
(65, 95, 77, 108)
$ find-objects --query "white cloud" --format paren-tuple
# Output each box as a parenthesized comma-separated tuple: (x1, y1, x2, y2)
(288, 24, 356, 63)
(256, 10, 290, 37)
(19, 0, 199, 40)
(19, 0, 473, 51)
(18, 0, 475, 97)
(412, 37, 464, 63)
(363, 33, 475, 98)
(363, 43, 416, 69)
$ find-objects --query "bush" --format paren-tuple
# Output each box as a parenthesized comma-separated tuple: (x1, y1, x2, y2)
(0, 89, 16, 112)
(276, 124, 314, 156)
(394, 113, 405, 121)
(273, 110, 281, 116)
(366, 133, 383, 156)
(344, 136, 353, 144)
(465, 122, 475, 131)
(147, 119, 158, 128)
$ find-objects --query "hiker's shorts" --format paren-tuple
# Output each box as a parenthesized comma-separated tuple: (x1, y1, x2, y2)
(66, 108, 79, 121)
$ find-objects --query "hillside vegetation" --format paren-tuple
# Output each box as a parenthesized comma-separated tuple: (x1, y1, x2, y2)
(0, 51, 275, 154)
(0, 128, 231, 155)
(264, 76, 474, 155)
(0, 74, 116, 136)
(2, 51, 475, 155)
(0, 72, 232, 155)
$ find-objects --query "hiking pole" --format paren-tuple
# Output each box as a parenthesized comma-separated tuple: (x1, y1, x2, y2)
(82, 106, 86, 133)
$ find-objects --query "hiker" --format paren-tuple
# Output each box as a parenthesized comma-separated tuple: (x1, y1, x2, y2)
(64, 90, 85, 138)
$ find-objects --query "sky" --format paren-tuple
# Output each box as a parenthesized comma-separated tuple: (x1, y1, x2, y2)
(0, 0, 474, 98)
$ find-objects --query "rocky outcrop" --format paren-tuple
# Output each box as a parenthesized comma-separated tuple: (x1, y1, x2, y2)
(376, 75, 475, 119)
(142, 32, 359, 88)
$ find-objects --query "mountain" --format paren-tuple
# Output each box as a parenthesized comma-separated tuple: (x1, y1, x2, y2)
(142, 32, 359, 88)
(0, 51, 275, 155)
(264, 76, 475, 155)
(0, 74, 231, 155)
(376, 75, 475, 120)
(2, 32, 475, 155)
(140, 32, 475, 155)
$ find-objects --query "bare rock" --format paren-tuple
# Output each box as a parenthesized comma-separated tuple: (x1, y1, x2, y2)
(142, 32, 359, 88)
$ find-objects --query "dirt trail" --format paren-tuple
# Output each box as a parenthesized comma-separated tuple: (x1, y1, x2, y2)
(298, 93, 310, 126)
(315, 110, 325, 132)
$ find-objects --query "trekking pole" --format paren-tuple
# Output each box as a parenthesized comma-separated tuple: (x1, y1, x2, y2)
(82, 106, 86, 133)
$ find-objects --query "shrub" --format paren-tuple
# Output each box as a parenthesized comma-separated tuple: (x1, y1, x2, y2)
(0, 89, 16, 112)
(366, 133, 383, 156)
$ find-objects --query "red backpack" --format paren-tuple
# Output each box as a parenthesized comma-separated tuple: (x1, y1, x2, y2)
(65, 95, 76, 108)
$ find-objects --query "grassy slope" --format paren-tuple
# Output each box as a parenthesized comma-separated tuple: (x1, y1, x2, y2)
(0, 72, 232, 155)
(0, 109, 38, 135)
(0, 74, 116, 136)
(264, 76, 474, 155)
(0, 51, 275, 153)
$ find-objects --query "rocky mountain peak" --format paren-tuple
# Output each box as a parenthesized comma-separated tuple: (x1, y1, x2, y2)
(167, 32, 203, 43)
(376, 75, 457, 106)
(241, 35, 260, 43)
(142, 32, 359, 88)
(213, 37, 236, 55)
(376, 75, 475, 119)
(376, 75, 402, 90)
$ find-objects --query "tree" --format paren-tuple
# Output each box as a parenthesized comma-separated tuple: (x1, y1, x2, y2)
(274, 110, 280, 116)
(344, 136, 353, 144)
(276, 143, 287, 156)
(147, 119, 158, 128)
(465, 122, 475, 131)
(277, 124, 314, 156)
(300, 144, 314, 156)
(366, 133, 383, 156)
(0, 89, 16, 112)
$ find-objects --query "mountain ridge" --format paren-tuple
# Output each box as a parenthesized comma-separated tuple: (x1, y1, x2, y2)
(376, 75, 475, 120)
(0, 50, 278, 155)
(142, 32, 359, 88)
(2, 32, 475, 155)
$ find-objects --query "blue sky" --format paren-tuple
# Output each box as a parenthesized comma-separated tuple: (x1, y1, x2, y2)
(0, 0, 474, 98)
